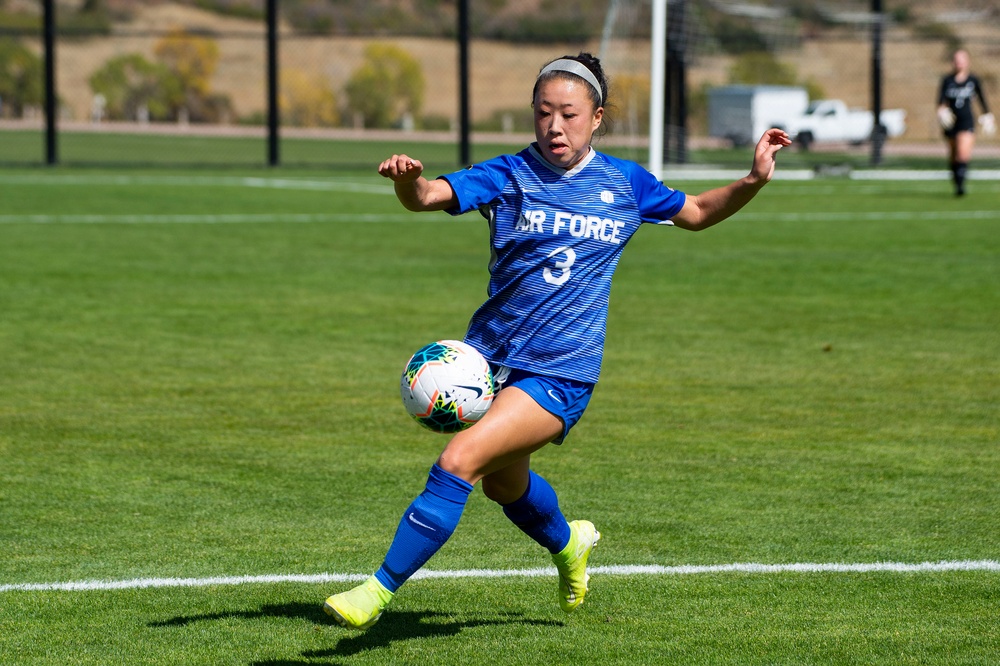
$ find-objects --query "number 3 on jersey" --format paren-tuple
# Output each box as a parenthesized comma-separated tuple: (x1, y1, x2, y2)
(543, 246, 576, 286)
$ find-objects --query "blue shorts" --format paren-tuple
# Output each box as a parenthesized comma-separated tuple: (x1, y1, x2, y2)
(493, 366, 595, 444)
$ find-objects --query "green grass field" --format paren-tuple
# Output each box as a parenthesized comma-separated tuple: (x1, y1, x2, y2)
(1, 162, 998, 665)
(6, 127, 1000, 171)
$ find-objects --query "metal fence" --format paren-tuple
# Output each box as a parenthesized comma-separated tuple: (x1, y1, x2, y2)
(1, 0, 998, 170)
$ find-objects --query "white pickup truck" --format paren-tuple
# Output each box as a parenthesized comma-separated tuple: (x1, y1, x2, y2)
(785, 99, 906, 149)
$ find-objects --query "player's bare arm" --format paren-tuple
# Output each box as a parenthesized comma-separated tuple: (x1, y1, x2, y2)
(672, 129, 791, 231)
(378, 154, 457, 212)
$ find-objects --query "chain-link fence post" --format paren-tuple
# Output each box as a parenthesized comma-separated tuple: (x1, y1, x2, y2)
(266, 0, 278, 166)
(43, 0, 57, 165)
(871, 0, 884, 166)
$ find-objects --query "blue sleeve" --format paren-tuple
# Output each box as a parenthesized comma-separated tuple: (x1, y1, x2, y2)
(608, 156, 687, 224)
(438, 154, 521, 216)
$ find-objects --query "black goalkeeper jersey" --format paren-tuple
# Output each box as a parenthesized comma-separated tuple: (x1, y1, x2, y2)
(938, 74, 990, 131)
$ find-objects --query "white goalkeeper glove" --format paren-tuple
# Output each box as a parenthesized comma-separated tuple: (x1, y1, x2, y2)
(937, 107, 956, 130)
(979, 112, 996, 136)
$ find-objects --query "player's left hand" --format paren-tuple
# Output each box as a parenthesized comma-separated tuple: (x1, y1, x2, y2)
(751, 128, 792, 184)
(979, 112, 996, 136)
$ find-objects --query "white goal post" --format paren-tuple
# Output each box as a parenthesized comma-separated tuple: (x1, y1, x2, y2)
(649, 0, 667, 179)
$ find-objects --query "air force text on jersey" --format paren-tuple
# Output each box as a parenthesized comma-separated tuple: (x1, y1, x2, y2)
(515, 209, 626, 245)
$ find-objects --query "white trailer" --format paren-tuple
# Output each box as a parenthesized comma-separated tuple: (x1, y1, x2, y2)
(708, 85, 810, 146)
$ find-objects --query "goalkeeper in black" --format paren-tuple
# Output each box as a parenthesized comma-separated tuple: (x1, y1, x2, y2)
(937, 49, 993, 196)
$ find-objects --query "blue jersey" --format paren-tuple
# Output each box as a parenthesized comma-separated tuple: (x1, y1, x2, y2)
(439, 144, 686, 384)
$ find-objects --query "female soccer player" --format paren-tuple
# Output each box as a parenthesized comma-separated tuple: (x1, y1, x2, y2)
(937, 49, 994, 196)
(324, 52, 791, 630)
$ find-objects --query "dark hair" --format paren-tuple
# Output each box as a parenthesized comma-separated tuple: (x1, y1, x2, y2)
(533, 52, 609, 112)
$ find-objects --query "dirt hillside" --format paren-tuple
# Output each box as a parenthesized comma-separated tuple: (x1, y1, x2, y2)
(37, 2, 1000, 145)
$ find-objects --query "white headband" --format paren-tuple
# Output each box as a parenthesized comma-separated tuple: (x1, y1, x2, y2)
(538, 59, 603, 104)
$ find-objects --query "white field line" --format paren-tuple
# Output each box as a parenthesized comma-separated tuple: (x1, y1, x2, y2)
(0, 213, 417, 224)
(736, 209, 999, 222)
(658, 168, 1000, 182)
(0, 174, 395, 194)
(2, 560, 998, 593)
(851, 169, 1000, 181)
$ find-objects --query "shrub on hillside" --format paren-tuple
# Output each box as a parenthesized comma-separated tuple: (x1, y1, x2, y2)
(88, 30, 235, 123)
(89, 53, 176, 121)
(281, 68, 339, 127)
(344, 43, 424, 129)
(153, 28, 233, 122)
(611, 74, 651, 139)
(0, 38, 42, 118)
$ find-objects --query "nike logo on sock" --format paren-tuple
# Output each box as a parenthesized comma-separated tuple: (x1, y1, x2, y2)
(407, 512, 436, 531)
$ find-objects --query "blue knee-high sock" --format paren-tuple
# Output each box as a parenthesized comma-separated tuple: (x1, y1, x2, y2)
(374, 464, 473, 592)
(502, 470, 571, 554)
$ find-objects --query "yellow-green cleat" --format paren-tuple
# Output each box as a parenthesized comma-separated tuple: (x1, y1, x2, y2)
(551, 519, 601, 613)
(323, 575, 394, 630)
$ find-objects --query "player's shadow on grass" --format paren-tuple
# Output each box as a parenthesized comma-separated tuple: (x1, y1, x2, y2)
(149, 601, 330, 627)
(302, 610, 564, 660)
(151, 602, 563, 664)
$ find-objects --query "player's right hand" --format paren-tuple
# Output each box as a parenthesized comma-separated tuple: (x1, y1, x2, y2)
(378, 154, 424, 182)
(979, 112, 996, 136)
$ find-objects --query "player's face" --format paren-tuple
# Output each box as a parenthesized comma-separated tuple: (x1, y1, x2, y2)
(533, 78, 603, 170)
(953, 50, 970, 74)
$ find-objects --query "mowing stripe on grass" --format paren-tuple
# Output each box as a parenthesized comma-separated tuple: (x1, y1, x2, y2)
(4, 172, 1000, 191)
(1, 209, 996, 225)
(3, 560, 997, 593)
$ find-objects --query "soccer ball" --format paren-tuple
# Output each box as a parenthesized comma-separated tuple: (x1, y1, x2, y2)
(400, 340, 495, 433)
